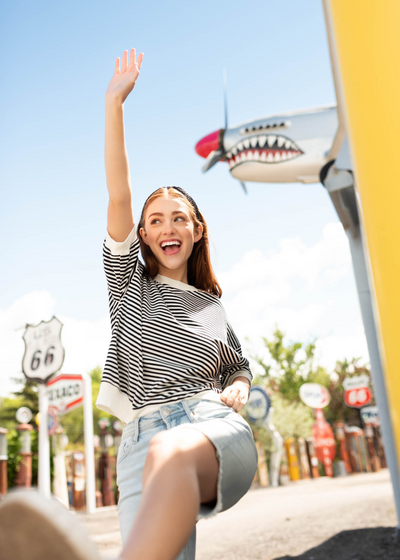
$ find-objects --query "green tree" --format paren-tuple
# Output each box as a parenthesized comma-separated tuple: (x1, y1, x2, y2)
(0, 376, 39, 429)
(251, 327, 330, 401)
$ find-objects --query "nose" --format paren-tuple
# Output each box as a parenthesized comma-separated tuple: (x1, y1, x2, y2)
(162, 219, 177, 234)
(195, 129, 222, 159)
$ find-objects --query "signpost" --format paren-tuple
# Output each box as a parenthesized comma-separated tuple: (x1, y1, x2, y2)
(47, 374, 84, 415)
(299, 383, 334, 476)
(361, 405, 380, 427)
(45, 373, 96, 513)
(22, 317, 65, 497)
(343, 376, 373, 409)
(246, 386, 283, 487)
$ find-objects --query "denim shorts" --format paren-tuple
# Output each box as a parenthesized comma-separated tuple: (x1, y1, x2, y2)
(116, 397, 258, 560)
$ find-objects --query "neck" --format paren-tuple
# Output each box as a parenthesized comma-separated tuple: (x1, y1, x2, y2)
(157, 263, 189, 284)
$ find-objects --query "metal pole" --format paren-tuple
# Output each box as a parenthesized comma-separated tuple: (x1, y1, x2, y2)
(38, 384, 51, 497)
(83, 373, 96, 513)
(346, 228, 400, 521)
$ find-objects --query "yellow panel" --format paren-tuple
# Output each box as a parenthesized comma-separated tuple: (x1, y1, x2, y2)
(329, 0, 400, 463)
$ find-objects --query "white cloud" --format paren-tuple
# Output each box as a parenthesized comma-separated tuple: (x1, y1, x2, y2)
(218, 222, 369, 369)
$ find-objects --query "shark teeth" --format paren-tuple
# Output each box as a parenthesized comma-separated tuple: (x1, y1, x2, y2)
(226, 134, 303, 167)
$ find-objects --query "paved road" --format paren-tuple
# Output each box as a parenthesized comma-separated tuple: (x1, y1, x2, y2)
(78, 469, 397, 559)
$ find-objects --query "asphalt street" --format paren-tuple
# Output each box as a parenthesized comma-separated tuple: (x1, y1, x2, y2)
(78, 469, 397, 559)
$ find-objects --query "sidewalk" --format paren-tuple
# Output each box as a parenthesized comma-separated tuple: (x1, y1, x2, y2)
(77, 469, 397, 559)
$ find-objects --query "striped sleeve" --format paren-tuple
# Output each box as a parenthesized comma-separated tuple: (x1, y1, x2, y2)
(103, 227, 140, 301)
(220, 321, 253, 390)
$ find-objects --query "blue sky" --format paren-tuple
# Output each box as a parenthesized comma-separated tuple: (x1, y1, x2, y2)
(0, 0, 367, 396)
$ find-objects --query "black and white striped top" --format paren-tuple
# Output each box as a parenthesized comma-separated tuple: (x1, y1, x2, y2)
(96, 228, 253, 424)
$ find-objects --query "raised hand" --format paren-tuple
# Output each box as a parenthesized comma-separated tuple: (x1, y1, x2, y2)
(105, 48, 144, 104)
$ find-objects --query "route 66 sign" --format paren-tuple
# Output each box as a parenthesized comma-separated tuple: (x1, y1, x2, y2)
(22, 316, 65, 383)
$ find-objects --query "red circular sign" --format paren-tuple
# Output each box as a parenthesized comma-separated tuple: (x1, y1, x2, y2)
(344, 387, 372, 408)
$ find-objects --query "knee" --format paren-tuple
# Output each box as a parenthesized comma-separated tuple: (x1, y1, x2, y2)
(144, 431, 190, 475)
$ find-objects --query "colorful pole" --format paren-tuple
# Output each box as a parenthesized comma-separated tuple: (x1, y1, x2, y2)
(326, 0, 400, 530)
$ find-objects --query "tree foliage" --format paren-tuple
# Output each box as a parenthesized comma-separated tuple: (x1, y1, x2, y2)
(251, 327, 331, 401)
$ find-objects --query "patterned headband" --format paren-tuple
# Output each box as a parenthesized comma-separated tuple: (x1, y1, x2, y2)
(140, 186, 202, 225)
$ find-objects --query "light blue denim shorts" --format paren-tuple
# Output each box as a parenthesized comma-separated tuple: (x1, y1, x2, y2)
(116, 397, 258, 560)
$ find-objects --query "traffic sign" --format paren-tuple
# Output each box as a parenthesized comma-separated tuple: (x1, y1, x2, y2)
(47, 408, 58, 436)
(344, 386, 373, 408)
(246, 386, 271, 423)
(299, 383, 330, 408)
(46, 374, 84, 415)
(22, 317, 65, 383)
(16, 407, 33, 424)
(361, 405, 380, 427)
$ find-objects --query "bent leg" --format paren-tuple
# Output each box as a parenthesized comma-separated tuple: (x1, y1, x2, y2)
(119, 428, 219, 560)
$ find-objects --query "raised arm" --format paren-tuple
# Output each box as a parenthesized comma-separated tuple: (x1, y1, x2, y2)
(105, 49, 143, 241)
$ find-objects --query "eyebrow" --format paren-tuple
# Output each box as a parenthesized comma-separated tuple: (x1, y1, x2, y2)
(148, 211, 188, 218)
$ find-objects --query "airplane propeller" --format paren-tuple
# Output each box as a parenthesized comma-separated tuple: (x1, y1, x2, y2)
(196, 70, 248, 194)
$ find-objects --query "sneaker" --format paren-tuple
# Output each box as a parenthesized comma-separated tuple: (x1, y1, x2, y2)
(0, 489, 101, 560)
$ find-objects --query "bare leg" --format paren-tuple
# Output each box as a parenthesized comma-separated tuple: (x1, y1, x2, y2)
(119, 428, 219, 560)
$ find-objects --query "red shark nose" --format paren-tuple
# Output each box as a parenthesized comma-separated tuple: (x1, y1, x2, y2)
(195, 129, 221, 159)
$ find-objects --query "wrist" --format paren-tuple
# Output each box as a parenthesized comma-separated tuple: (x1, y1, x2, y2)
(105, 94, 124, 108)
(232, 376, 251, 387)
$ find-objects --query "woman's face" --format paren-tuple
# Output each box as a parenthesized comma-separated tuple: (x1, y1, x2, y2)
(140, 196, 203, 278)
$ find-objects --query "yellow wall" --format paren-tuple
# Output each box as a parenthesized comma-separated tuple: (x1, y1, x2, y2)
(328, 0, 400, 463)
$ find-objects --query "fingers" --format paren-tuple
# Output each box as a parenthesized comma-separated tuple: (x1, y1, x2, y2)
(137, 52, 144, 70)
(127, 48, 136, 72)
(121, 50, 128, 73)
(220, 386, 247, 412)
(114, 57, 120, 76)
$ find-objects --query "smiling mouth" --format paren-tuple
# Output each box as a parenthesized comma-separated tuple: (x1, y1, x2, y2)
(161, 241, 182, 255)
(226, 134, 303, 169)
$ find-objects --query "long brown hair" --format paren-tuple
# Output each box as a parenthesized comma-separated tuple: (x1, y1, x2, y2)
(137, 187, 222, 298)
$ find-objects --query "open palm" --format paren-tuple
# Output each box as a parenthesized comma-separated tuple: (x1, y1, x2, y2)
(106, 48, 144, 104)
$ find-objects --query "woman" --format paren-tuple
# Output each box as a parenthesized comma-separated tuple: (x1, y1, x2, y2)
(0, 49, 257, 560)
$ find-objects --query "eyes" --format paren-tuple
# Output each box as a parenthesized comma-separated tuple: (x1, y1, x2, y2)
(150, 215, 187, 225)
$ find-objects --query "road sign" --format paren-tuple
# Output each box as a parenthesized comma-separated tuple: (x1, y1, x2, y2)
(247, 386, 271, 423)
(22, 316, 65, 383)
(46, 374, 84, 415)
(342, 374, 370, 391)
(16, 407, 32, 424)
(344, 386, 373, 408)
(299, 383, 330, 408)
(47, 408, 58, 436)
(343, 375, 372, 409)
(361, 405, 380, 427)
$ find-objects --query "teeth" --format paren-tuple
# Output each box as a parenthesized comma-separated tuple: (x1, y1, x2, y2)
(162, 241, 180, 248)
(267, 152, 274, 162)
(253, 151, 260, 160)
(226, 151, 232, 159)
(237, 142, 244, 151)
(275, 152, 281, 162)
(232, 146, 237, 155)
(285, 140, 291, 149)
(258, 135, 267, 147)
(243, 139, 250, 149)
(261, 151, 267, 161)
(250, 137, 258, 148)
(267, 135, 276, 147)
(277, 137, 285, 148)
(281, 152, 287, 161)
(247, 151, 253, 160)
